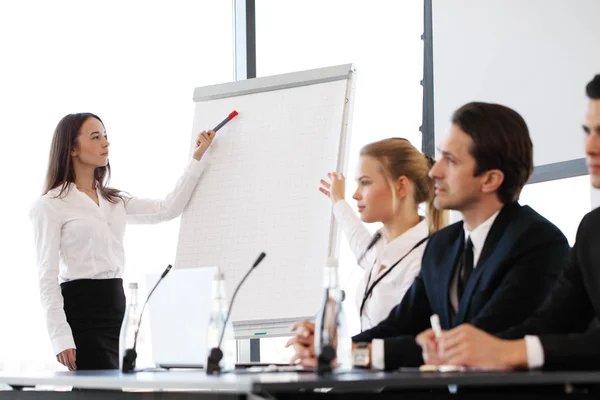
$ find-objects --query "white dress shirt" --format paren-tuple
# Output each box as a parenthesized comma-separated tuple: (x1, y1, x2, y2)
(333, 200, 429, 370)
(29, 157, 208, 355)
(525, 336, 544, 368)
(333, 200, 429, 331)
(373, 208, 501, 370)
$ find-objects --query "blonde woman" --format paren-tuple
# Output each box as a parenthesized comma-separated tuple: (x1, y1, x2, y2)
(287, 138, 447, 364)
(319, 138, 447, 330)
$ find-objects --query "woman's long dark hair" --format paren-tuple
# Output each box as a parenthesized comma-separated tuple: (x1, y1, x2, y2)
(43, 113, 125, 203)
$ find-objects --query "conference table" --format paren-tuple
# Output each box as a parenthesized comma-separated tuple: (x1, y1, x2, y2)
(2, 368, 600, 398)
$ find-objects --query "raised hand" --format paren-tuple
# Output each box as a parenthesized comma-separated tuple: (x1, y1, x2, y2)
(319, 172, 345, 204)
(193, 130, 216, 161)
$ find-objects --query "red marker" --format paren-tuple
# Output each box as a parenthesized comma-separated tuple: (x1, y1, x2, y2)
(212, 110, 238, 133)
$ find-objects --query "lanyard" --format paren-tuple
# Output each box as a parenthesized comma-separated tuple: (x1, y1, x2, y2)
(359, 236, 429, 325)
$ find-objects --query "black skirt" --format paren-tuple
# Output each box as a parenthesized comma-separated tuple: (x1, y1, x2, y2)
(61, 278, 125, 370)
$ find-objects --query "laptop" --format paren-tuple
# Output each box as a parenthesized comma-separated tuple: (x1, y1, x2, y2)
(146, 266, 217, 369)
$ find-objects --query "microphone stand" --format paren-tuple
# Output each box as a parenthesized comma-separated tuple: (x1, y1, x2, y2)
(341, 232, 382, 302)
(206, 252, 266, 375)
(122, 264, 172, 373)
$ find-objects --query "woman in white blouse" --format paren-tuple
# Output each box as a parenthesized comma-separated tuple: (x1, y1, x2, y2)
(319, 138, 448, 331)
(29, 113, 214, 371)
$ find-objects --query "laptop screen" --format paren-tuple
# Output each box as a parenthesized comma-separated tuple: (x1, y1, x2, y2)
(146, 266, 217, 368)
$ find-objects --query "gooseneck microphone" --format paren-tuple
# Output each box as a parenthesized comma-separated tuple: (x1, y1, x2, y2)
(356, 232, 382, 266)
(206, 252, 267, 375)
(122, 264, 173, 373)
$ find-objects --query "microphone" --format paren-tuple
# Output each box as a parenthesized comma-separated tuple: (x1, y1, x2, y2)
(122, 264, 173, 373)
(341, 232, 382, 302)
(356, 231, 382, 266)
(206, 252, 266, 375)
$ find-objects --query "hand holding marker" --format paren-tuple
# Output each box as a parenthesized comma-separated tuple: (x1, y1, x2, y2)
(213, 110, 239, 132)
(193, 111, 238, 159)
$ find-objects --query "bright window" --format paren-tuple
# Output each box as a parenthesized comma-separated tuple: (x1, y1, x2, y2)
(255, 1, 425, 360)
(519, 175, 592, 246)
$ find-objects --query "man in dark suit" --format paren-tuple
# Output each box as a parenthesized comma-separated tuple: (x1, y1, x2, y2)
(417, 75, 600, 371)
(289, 102, 569, 370)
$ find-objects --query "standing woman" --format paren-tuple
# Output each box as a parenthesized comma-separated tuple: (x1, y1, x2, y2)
(319, 138, 448, 331)
(29, 113, 214, 371)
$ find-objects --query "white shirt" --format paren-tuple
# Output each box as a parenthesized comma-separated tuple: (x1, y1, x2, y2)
(525, 336, 544, 368)
(373, 208, 501, 370)
(332, 200, 429, 330)
(29, 157, 208, 355)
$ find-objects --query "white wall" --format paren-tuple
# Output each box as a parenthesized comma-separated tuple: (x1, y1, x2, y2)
(432, 0, 600, 165)
(0, 0, 233, 371)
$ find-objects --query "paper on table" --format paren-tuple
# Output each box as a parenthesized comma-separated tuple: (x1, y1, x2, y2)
(420, 364, 466, 372)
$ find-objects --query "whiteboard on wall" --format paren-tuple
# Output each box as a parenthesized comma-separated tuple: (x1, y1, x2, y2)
(432, 0, 600, 166)
(174, 64, 356, 337)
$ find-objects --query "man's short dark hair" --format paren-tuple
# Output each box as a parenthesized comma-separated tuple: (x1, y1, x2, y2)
(451, 102, 533, 204)
(586, 74, 600, 100)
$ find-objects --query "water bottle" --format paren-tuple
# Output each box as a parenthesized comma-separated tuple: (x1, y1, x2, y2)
(206, 268, 236, 373)
(119, 282, 139, 372)
(314, 258, 351, 374)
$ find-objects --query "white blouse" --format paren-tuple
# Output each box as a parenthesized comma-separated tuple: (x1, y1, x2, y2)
(332, 200, 429, 331)
(29, 157, 208, 355)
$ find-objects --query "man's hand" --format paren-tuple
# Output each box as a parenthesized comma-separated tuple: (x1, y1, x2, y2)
(416, 328, 444, 365)
(437, 324, 527, 370)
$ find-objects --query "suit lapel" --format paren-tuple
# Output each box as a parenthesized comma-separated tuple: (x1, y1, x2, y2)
(476, 202, 520, 269)
(454, 202, 521, 324)
(440, 228, 465, 329)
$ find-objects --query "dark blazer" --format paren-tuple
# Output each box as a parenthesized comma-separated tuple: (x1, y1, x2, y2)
(500, 207, 600, 370)
(352, 202, 569, 370)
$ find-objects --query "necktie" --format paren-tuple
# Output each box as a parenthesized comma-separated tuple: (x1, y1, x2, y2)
(457, 237, 474, 300)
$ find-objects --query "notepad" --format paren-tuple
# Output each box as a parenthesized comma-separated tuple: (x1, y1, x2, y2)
(419, 364, 467, 372)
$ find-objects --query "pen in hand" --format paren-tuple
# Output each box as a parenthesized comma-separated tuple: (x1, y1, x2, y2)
(421, 314, 442, 364)
(430, 314, 442, 339)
